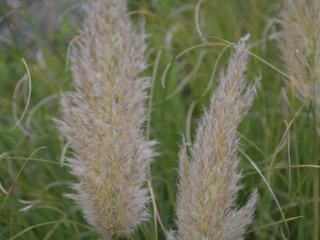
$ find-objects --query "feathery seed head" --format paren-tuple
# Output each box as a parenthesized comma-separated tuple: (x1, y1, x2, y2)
(279, 0, 320, 105)
(175, 37, 258, 240)
(58, 0, 154, 238)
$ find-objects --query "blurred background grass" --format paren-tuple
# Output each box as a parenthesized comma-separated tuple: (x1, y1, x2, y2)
(0, 0, 319, 239)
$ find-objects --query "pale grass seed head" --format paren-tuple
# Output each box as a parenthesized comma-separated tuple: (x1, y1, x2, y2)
(58, 0, 155, 238)
(279, 0, 320, 106)
(174, 36, 258, 240)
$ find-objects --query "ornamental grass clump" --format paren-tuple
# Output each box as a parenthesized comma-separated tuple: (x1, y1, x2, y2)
(173, 37, 258, 240)
(58, 0, 155, 238)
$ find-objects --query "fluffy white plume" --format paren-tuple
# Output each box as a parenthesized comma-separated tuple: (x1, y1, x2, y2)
(58, 0, 154, 238)
(174, 36, 258, 240)
(279, 0, 320, 107)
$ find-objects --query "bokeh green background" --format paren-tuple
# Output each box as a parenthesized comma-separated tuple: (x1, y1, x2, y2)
(0, 0, 318, 239)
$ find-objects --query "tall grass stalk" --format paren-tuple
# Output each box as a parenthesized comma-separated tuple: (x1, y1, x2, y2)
(279, 1, 320, 238)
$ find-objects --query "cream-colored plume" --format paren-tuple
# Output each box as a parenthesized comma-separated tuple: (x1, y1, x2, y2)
(279, 0, 320, 110)
(173, 36, 258, 240)
(58, 0, 154, 238)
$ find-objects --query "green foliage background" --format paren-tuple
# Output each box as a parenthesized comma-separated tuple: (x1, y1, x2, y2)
(0, 0, 319, 239)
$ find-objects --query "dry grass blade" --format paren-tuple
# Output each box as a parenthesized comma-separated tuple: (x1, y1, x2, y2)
(240, 149, 289, 239)
(1, 147, 46, 209)
(11, 59, 32, 131)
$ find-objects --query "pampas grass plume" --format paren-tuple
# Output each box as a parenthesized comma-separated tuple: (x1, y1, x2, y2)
(173, 36, 258, 240)
(279, 0, 320, 106)
(58, 0, 155, 238)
